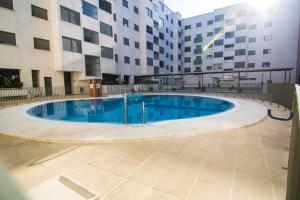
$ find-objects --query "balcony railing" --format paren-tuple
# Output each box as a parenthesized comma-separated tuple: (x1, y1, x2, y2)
(194, 37, 203, 43)
(194, 59, 202, 65)
(194, 48, 203, 54)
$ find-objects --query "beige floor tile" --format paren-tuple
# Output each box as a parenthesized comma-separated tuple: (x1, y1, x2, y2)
(85, 171, 122, 196)
(153, 170, 194, 199)
(88, 152, 124, 170)
(197, 167, 233, 188)
(129, 163, 166, 185)
(108, 157, 141, 177)
(42, 155, 84, 174)
(64, 163, 103, 186)
(144, 152, 177, 168)
(104, 179, 151, 200)
(144, 189, 181, 200)
(125, 149, 155, 163)
(233, 174, 273, 199)
(12, 165, 57, 189)
(168, 158, 202, 178)
(235, 158, 269, 178)
(203, 155, 235, 172)
(187, 181, 231, 200)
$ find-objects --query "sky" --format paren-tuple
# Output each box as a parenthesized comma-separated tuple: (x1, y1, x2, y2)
(164, 0, 248, 18)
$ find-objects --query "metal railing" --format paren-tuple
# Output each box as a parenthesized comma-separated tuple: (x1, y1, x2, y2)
(0, 86, 89, 108)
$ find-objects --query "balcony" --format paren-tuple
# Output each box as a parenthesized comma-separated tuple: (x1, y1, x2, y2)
(194, 59, 202, 65)
(194, 48, 203, 54)
(194, 37, 203, 43)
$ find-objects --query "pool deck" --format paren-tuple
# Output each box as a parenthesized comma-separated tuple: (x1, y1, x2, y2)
(0, 95, 291, 200)
(0, 94, 267, 142)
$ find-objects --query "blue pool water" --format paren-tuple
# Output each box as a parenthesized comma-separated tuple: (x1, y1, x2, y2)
(27, 95, 234, 124)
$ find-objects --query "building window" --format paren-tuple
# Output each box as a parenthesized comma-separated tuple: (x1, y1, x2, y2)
(249, 37, 256, 43)
(248, 50, 256, 55)
(207, 20, 213, 25)
(248, 63, 255, 68)
(224, 44, 234, 50)
(113, 13, 116, 21)
(262, 62, 271, 67)
(147, 41, 153, 50)
(154, 51, 159, 60)
(214, 52, 223, 58)
(159, 32, 164, 40)
(62, 36, 82, 53)
(159, 17, 164, 27)
(85, 55, 100, 77)
(225, 18, 235, 26)
(214, 39, 223, 46)
(236, 23, 247, 30)
(31, 5, 48, 20)
(123, 18, 129, 27)
(146, 7, 153, 18)
(100, 21, 113, 36)
(224, 56, 234, 61)
(235, 36, 246, 43)
(206, 55, 212, 59)
(196, 22, 202, 27)
(206, 66, 212, 70)
(235, 49, 246, 56)
(82, 1, 98, 20)
(60, 6, 80, 26)
(213, 63, 223, 70)
(134, 24, 139, 32)
(214, 14, 224, 22)
(122, 0, 128, 8)
(115, 54, 118, 62)
(147, 57, 153, 66)
(225, 31, 235, 39)
(0, 69, 21, 88)
(248, 50, 256, 56)
(185, 25, 191, 30)
(0, 31, 16, 45)
(99, 0, 112, 14)
(234, 62, 245, 68)
(34, 37, 50, 51)
(134, 6, 139, 14)
(124, 56, 130, 64)
(135, 41, 140, 49)
(123, 37, 129, 46)
(135, 59, 140, 66)
(159, 61, 164, 68)
(101, 46, 114, 59)
(146, 25, 153, 35)
(214, 27, 224, 34)
(184, 68, 191, 73)
(159, 47, 164, 54)
(114, 34, 117, 42)
(263, 49, 271, 54)
(83, 28, 99, 44)
(184, 46, 191, 52)
(0, 0, 13, 10)
(264, 35, 272, 41)
(184, 57, 191, 63)
(184, 36, 191, 42)
(207, 32, 213, 37)
(31, 70, 39, 87)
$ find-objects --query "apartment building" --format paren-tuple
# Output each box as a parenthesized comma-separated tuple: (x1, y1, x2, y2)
(182, 1, 300, 85)
(0, 0, 183, 92)
(0, 0, 299, 93)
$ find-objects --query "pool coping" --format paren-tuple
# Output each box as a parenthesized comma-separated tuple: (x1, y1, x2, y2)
(0, 93, 267, 143)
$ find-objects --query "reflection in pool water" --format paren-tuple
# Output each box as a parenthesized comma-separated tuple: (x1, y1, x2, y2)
(27, 95, 235, 124)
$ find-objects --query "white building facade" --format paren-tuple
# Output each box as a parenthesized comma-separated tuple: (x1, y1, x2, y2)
(0, 0, 299, 92)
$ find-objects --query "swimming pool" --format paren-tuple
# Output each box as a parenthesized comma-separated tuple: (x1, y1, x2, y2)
(27, 94, 235, 124)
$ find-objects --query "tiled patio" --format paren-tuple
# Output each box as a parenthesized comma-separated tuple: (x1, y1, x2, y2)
(0, 101, 291, 200)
